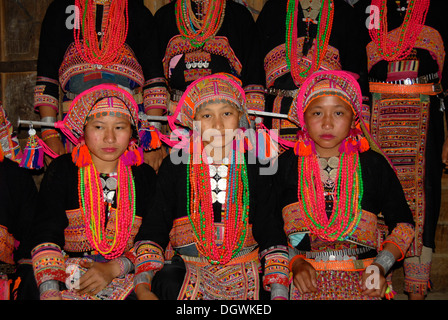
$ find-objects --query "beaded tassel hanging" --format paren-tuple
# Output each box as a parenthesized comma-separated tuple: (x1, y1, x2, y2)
(369, 0, 429, 61)
(285, 0, 334, 86)
(186, 141, 250, 265)
(74, 0, 129, 66)
(79, 159, 136, 260)
(297, 152, 363, 242)
(175, 0, 226, 48)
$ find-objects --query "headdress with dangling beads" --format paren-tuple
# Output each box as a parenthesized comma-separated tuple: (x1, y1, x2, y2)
(54, 83, 144, 167)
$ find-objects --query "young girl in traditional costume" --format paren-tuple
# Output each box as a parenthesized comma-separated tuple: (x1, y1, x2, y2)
(29, 84, 156, 300)
(133, 73, 290, 300)
(278, 70, 415, 300)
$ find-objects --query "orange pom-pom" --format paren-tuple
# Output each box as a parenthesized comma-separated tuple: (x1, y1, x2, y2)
(71, 141, 91, 167)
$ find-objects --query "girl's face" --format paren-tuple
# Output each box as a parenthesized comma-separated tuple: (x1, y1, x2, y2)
(84, 115, 133, 173)
(304, 95, 355, 158)
(194, 102, 242, 158)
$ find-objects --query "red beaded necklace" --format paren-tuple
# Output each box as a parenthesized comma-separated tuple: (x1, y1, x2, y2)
(297, 152, 363, 242)
(285, 0, 334, 86)
(369, 0, 429, 61)
(78, 159, 136, 260)
(175, 0, 226, 48)
(186, 142, 250, 265)
(74, 0, 129, 66)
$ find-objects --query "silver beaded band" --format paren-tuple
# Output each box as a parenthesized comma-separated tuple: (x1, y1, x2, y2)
(134, 270, 154, 287)
(148, 121, 162, 131)
(373, 250, 396, 275)
(270, 283, 289, 300)
(39, 280, 59, 294)
(116, 256, 134, 278)
(40, 116, 57, 132)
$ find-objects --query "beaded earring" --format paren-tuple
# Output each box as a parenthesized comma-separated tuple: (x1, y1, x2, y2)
(293, 129, 315, 156)
(338, 126, 369, 155)
(71, 137, 92, 167)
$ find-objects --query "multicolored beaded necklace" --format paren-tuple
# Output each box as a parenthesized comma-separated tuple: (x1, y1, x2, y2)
(186, 142, 250, 265)
(285, 0, 333, 86)
(74, 0, 129, 66)
(297, 152, 363, 242)
(175, 0, 226, 48)
(78, 159, 136, 260)
(369, 0, 429, 61)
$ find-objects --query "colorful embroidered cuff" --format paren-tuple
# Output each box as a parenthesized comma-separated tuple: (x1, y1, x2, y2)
(263, 250, 290, 290)
(34, 86, 59, 113)
(31, 243, 66, 286)
(134, 241, 164, 275)
(382, 222, 415, 261)
(244, 85, 265, 112)
(41, 129, 60, 141)
(143, 86, 168, 115)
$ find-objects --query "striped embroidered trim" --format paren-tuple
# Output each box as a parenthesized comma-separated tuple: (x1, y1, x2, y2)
(134, 241, 164, 275)
(31, 243, 66, 286)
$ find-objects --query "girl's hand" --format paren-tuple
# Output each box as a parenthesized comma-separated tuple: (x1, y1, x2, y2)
(291, 257, 318, 294)
(76, 259, 120, 296)
(361, 263, 388, 298)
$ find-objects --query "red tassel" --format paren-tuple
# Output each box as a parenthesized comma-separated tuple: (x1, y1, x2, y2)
(294, 140, 312, 156)
(149, 129, 162, 149)
(359, 136, 370, 152)
(385, 286, 396, 300)
(71, 141, 92, 167)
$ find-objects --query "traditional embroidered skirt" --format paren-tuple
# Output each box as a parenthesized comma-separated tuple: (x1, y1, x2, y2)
(177, 252, 260, 300)
(290, 268, 379, 300)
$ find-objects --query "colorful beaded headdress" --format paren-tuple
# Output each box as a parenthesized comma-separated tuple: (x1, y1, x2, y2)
(54, 84, 143, 167)
(171, 73, 249, 131)
(289, 70, 362, 129)
(302, 79, 355, 114)
(55, 84, 139, 146)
